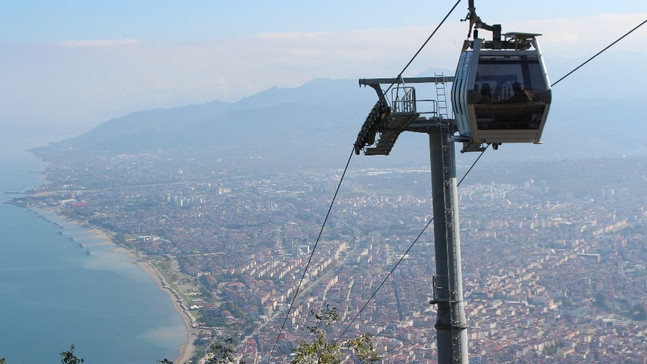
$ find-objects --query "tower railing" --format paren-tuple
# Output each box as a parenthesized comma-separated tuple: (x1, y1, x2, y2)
(391, 84, 439, 117)
(391, 86, 417, 113)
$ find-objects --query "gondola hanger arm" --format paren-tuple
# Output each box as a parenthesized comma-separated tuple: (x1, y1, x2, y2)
(464, 0, 501, 41)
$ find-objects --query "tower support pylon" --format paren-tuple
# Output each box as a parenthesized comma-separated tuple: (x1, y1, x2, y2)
(429, 123, 468, 363)
(355, 76, 468, 363)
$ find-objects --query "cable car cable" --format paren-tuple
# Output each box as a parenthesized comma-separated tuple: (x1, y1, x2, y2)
(267, 12, 643, 359)
(384, 0, 463, 95)
(551, 18, 647, 87)
(267, 0, 458, 344)
(332, 14, 646, 355)
(269, 2, 461, 356)
(308, 7, 644, 359)
(335, 145, 489, 343)
(268, 147, 355, 361)
(269, 2, 645, 358)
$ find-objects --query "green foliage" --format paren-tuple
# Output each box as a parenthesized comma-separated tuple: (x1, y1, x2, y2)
(291, 305, 381, 364)
(7, 316, 379, 364)
(346, 333, 382, 364)
(198, 307, 226, 327)
(291, 333, 342, 364)
(60, 344, 84, 364)
(308, 305, 338, 332)
(205, 338, 236, 364)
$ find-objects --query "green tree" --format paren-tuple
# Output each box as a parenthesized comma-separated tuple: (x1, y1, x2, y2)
(291, 331, 342, 364)
(60, 344, 84, 364)
(205, 338, 237, 363)
(346, 333, 382, 364)
(291, 305, 381, 364)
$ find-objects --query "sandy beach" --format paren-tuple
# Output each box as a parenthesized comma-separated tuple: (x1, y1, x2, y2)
(130, 252, 199, 364)
(29, 206, 197, 363)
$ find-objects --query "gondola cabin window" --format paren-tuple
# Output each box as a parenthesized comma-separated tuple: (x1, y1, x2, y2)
(473, 54, 549, 131)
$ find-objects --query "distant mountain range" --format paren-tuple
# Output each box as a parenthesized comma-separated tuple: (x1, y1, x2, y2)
(33, 78, 647, 170)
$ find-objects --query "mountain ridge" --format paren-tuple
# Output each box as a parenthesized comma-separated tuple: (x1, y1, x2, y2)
(32, 78, 647, 169)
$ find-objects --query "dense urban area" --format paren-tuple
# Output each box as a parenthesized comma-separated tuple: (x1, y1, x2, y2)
(12, 149, 647, 363)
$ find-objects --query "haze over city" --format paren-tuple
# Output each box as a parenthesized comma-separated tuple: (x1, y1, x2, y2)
(1, 1, 647, 363)
(2, 0, 646, 146)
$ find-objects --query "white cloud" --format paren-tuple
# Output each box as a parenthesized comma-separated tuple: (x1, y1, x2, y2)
(3, 13, 646, 135)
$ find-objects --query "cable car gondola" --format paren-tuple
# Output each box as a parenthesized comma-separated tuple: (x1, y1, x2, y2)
(452, 15, 552, 150)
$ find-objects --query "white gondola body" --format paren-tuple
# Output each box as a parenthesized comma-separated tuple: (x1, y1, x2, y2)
(452, 36, 552, 145)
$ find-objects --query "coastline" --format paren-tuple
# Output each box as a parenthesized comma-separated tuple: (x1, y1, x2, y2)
(129, 251, 199, 364)
(27, 205, 197, 363)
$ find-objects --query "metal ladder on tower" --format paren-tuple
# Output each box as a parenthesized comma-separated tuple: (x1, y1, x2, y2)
(435, 72, 450, 119)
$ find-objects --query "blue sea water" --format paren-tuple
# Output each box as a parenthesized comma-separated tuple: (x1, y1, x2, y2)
(0, 145, 187, 363)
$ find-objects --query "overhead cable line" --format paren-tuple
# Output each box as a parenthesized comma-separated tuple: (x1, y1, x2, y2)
(268, 147, 355, 361)
(332, 1, 465, 339)
(334, 13, 647, 351)
(384, 0, 463, 95)
(336, 145, 489, 342)
(551, 18, 647, 87)
(329, 4, 645, 357)
(269, 4, 465, 356)
(282, 0, 461, 347)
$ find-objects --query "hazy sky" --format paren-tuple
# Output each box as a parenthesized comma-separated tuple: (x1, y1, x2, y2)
(1, 0, 646, 143)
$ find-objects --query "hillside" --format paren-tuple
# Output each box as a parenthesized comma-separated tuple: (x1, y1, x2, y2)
(32, 78, 647, 170)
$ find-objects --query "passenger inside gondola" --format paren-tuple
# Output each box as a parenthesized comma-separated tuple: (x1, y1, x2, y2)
(475, 82, 495, 129)
(480, 83, 492, 103)
(474, 79, 541, 130)
(509, 82, 531, 102)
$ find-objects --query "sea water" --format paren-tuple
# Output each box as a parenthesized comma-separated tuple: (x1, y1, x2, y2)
(0, 146, 187, 363)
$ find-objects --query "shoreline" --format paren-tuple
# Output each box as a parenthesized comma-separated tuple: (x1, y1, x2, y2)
(130, 252, 200, 364)
(27, 205, 197, 363)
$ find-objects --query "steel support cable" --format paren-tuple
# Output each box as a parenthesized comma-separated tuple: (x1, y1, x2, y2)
(268, 2, 461, 352)
(335, 145, 488, 343)
(264, 11, 643, 359)
(551, 18, 647, 87)
(268, 147, 355, 361)
(383, 0, 463, 95)
(327, 9, 647, 353)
